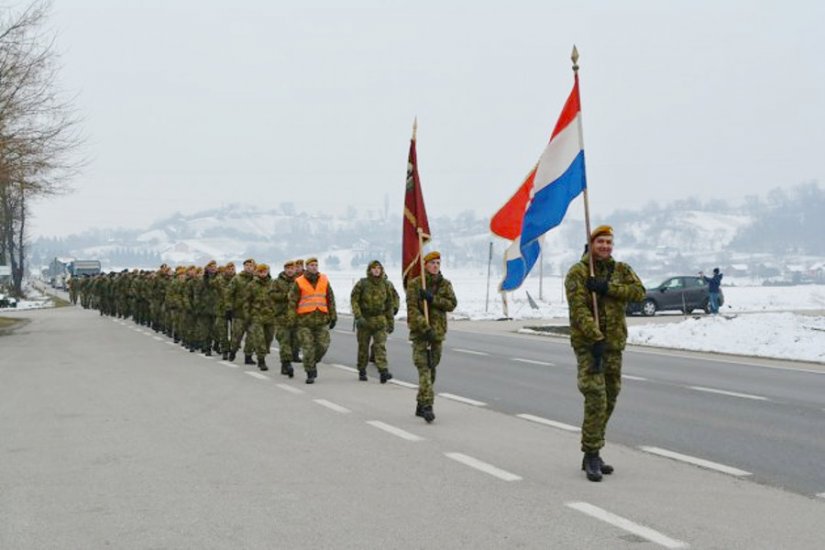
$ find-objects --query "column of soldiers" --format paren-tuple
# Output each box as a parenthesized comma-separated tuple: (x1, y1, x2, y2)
(75, 254, 457, 425)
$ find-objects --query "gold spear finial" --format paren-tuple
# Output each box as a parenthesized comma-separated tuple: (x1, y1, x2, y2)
(571, 45, 580, 73)
(412, 117, 418, 141)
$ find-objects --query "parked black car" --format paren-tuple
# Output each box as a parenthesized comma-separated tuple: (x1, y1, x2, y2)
(0, 293, 18, 308)
(626, 275, 723, 316)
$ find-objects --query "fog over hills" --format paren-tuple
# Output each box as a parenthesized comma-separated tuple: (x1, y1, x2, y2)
(30, 183, 825, 283)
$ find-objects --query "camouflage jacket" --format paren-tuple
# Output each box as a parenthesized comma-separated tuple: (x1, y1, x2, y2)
(215, 274, 233, 316)
(287, 272, 337, 328)
(351, 270, 395, 330)
(194, 274, 222, 316)
(565, 254, 645, 351)
(272, 271, 294, 322)
(228, 271, 255, 316)
(165, 277, 185, 310)
(405, 272, 457, 342)
(245, 275, 277, 323)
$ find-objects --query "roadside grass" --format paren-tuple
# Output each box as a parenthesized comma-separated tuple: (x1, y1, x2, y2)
(0, 316, 23, 334)
(49, 294, 72, 308)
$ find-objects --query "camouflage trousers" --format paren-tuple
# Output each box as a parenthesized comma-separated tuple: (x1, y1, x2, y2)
(231, 315, 254, 355)
(411, 340, 443, 406)
(275, 323, 295, 363)
(575, 347, 623, 453)
(214, 316, 232, 353)
(356, 326, 388, 370)
(196, 314, 217, 350)
(296, 325, 330, 371)
(249, 319, 276, 359)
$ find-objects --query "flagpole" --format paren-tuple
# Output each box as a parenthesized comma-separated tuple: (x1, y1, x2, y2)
(412, 117, 430, 326)
(572, 45, 599, 321)
(418, 228, 430, 325)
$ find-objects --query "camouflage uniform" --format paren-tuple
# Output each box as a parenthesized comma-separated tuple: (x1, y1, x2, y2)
(287, 270, 337, 379)
(351, 261, 395, 376)
(246, 270, 277, 364)
(565, 253, 644, 454)
(406, 270, 457, 408)
(213, 268, 234, 356)
(194, 268, 221, 354)
(228, 270, 256, 358)
(68, 277, 78, 305)
(272, 269, 295, 366)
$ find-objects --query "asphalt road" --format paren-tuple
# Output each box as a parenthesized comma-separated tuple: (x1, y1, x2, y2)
(2, 305, 824, 549)
(326, 316, 825, 498)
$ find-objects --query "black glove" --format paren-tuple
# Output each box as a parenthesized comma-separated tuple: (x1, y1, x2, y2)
(225, 309, 234, 321)
(585, 277, 609, 296)
(355, 317, 365, 328)
(424, 327, 436, 343)
(329, 319, 336, 330)
(419, 288, 434, 304)
(589, 340, 606, 374)
(387, 321, 394, 334)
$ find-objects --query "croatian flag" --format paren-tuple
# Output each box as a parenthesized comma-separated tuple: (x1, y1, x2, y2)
(492, 74, 587, 291)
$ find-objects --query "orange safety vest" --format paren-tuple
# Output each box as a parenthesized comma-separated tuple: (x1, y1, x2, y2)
(295, 274, 329, 315)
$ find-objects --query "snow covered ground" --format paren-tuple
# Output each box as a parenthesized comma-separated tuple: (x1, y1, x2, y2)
(626, 312, 825, 364)
(0, 284, 53, 312)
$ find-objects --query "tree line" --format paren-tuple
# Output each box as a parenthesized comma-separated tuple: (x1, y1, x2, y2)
(0, 1, 80, 295)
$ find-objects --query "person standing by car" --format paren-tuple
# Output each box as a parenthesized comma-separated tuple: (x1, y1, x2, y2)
(565, 225, 645, 482)
(699, 267, 723, 314)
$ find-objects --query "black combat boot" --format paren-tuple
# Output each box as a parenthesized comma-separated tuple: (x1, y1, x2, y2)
(415, 403, 424, 417)
(284, 363, 294, 378)
(306, 369, 317, 384)
(281, 362, 289, 375)
(204, 348, 212, 357)
(221, 351, 228, 360)
(293, 351, 302, 363)
(421, 405, 435, 423)
(228, 350, 236, 361)
(257, 358, 268, 371)
(358, 369, 368, 382)
(244, 354, 255, 365)
(580, 453, 614, 475)
(583, 452, 603, 482)
(379, 370, 393, 384)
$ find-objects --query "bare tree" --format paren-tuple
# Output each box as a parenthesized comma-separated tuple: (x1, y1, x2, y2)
(0, 1, 82, 294)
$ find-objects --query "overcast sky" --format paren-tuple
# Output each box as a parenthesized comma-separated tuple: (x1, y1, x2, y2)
(29, 0, 825, 237)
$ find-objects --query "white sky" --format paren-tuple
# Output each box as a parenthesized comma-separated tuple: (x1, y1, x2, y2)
(29, 0, 825, 237)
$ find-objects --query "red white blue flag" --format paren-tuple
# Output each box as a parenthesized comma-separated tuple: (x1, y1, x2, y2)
(491, 74, 587, 291)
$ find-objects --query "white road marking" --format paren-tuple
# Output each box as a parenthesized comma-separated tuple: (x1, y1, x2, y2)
(314, 399, 351, 414)
(566, 502, 689, 549)
(220, 361, 239, 369)
(366, 421, 424, 442)
(816, 492, 825, 499)
(622, 374, 648, 381)
(688, 386, 768, 401)
(333, 329, 351, 335)
(164, 341, 176, 346)
(512, 358, 555, 366)
(390, 379, 418, 389)
(245, 372, 269, 380)
(438, 393, 486, 407)
(453, 348, 489, 356)
(516, 414, 580, 432)
(640, 446, 751, 476)
(152, 336, 164, 342)
(328, 363, 358, 373)
(270, 346, 279, 352)
(444, 452, 522, 481)
(276, 383, 304, 394)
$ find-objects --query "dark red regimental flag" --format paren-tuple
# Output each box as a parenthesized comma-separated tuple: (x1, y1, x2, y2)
(402, 136, 431, 287)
